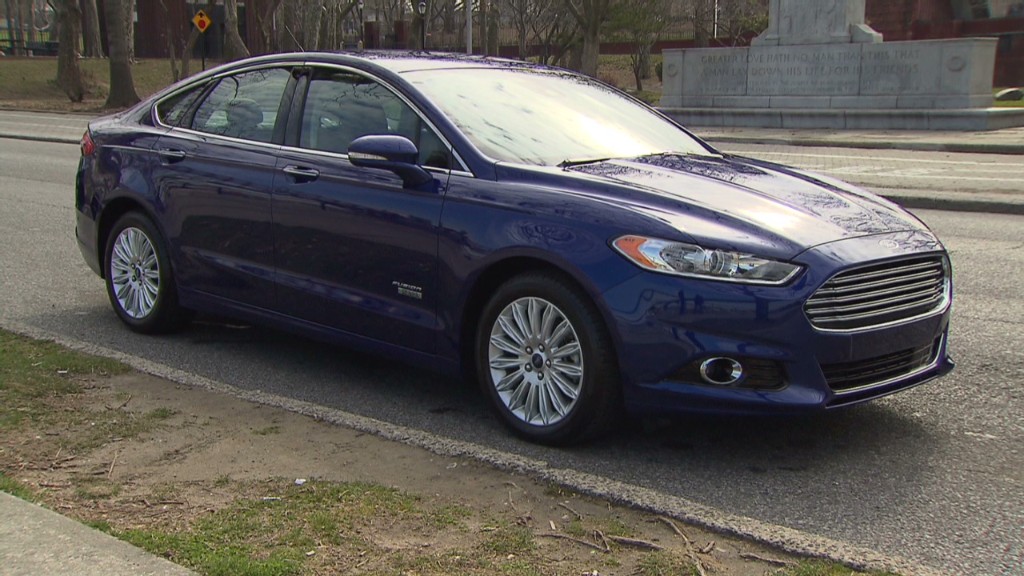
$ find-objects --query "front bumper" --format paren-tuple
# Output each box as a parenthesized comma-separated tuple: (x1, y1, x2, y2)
(603, 230, 954, 416)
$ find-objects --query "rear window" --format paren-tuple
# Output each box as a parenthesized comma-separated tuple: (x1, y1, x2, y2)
(155, 85, 207, 127)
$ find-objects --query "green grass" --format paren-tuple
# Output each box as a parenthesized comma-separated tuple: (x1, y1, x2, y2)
(635, 552, 697, 576)
(994, 88, 1024, 108)
(116, 479, 423, 576)
(0, 57, 185, 109)
(779, 560, 901, 576)
(480, 521, 536, 556)
(0, 329, 128, 429)
(0, 472, 36, 501)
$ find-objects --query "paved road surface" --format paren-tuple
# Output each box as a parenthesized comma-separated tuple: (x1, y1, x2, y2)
(1, 138, 1021, 576)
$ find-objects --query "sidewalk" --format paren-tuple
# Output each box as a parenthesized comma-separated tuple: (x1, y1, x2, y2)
(0, 491, 196, 576)
(693, 125, 1024, 156)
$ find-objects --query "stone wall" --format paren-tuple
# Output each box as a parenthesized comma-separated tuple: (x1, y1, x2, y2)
(662, 38, 998, 110)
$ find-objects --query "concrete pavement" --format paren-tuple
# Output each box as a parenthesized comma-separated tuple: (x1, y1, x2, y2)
(694, 125, 1024, 156)
(0, 491, 196, 576)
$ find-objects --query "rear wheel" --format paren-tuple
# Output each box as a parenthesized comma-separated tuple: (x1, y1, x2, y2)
(104, 212, 188, 333)
(477, 272, 621, 445)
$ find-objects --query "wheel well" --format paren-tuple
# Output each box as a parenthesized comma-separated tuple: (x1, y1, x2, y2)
(96, 198, 148, 279)
(458, 257, 593, 382)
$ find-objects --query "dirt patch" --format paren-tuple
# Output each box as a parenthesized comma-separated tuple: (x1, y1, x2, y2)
(0, 366, 830, 576)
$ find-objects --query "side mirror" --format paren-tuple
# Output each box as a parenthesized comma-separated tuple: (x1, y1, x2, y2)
(348, 135, 433, 189)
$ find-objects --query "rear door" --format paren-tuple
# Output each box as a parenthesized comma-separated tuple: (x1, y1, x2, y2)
(271, 66, 455, 352)
(153, 66, 296, 311)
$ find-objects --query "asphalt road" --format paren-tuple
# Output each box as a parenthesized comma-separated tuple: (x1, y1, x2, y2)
(721, 142, 1024, 195)
(1, 138, 1021, 576)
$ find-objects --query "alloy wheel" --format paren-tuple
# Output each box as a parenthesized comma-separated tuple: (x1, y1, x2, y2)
(109, 226, 160, 319)
(487, 296, 584, 427)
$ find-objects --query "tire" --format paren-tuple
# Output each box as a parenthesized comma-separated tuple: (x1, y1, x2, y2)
(103, 212, 188, 334)
(476, 271, 621, 445)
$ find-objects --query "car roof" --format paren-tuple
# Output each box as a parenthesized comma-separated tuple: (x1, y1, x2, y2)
(224, 50, 558, 75)
(344, 51, 548, 73)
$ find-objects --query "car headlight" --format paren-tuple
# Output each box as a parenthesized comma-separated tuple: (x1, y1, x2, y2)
(612, 235, 802, 285)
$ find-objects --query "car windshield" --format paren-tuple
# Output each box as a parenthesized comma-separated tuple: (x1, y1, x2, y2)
(403, 68, 713, 166)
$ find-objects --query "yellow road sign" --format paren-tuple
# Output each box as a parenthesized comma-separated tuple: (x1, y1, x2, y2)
(192, 10, 212, 34)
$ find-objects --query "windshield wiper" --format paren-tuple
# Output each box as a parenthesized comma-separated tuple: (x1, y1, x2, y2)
(558, 157, 612, 168)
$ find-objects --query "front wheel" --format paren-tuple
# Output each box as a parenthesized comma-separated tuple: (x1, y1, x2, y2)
(104, 212, 188, 334)
(476, 272, 621, 445)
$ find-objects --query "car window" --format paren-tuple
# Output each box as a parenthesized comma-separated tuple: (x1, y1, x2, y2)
(155, 84, 207, 127)
(190, 68, 290, 143)
(405, 68, 713, 166)
(299, 69, 451, 169)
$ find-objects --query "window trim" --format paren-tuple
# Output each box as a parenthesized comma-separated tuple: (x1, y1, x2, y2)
(285, 62, 471, 175)
(151, 61, 307, 142)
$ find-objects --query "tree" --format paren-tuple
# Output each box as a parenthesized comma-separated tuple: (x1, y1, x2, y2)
(222, 0, 250, 60)
(609, 0, 670, 91)
(255, 0, 285, 53)
(690, 0, 714, 47)
(104, 0, 140, 108)
(715, 0, 768, 46)
(80, 0, 104, 57)
(124, 0, 135, 61)
(681, 0, 767, 47)
(53, 0, 86, 101)
(562, 0, 611, 76)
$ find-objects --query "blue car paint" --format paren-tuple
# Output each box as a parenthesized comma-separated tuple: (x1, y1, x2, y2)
(75, 52, 953, 418)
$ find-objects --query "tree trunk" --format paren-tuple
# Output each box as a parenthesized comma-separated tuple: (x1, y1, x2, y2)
(579, 20, 599, 76)
(479, 0, 487, 55)
(55, 0, 86, 102)
(693, 0, 711, 48)
(80, 0, 104, 57)
(124, 0, 135, 61)
(12, 0, 25, 55)
(24, 0, 35, 45)
(257, 0, 285, 54)
(179, 28, 200, 80)
(156, 0, 179, 81)
(222, 0, 250, 60)
(301, 0, 323, 51)
(104, 0, 140, 108)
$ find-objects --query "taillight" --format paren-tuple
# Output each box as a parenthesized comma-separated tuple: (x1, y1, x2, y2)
(80, 130, 95, 157)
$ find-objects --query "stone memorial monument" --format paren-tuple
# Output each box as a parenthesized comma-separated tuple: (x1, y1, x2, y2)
(659, 0, 1024, 129)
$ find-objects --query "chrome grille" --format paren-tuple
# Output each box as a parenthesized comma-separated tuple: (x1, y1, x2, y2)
(821, 339, 938, 392)
(805, 256, 948, 331)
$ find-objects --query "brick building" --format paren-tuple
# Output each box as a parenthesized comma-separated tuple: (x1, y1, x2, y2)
(867, 0, 1024, 86)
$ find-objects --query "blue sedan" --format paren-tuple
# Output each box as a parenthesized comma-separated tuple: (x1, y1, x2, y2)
(75, 52, 954, 444)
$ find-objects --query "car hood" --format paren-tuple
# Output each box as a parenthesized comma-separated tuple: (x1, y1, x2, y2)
(565, 153, 928, 253)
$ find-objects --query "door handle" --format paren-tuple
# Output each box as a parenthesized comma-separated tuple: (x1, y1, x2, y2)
(283, 165, 320, 182)
(157, 148, 186, 162)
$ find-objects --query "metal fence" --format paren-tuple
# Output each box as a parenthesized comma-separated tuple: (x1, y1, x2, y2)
(1, 0, 59, 56)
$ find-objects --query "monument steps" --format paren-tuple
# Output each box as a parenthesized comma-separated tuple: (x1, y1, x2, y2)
(662, 106, 1024, 131)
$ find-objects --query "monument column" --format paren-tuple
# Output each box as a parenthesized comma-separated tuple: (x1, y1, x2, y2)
(752, 0, 881, 46)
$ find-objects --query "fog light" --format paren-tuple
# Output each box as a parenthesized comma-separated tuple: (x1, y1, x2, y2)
(699, 357, 743, 386)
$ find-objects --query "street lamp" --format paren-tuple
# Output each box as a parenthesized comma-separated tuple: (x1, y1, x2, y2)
(418, 0, 427, 51)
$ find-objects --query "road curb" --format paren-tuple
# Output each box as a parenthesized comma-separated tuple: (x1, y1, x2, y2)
(1, 134, 79, 146)
(0, 318, 952, 576)
(880, 194, 1024, 216)
(704, 136, 1024, 156)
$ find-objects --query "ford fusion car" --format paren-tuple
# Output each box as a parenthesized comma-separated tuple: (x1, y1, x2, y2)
(75, 52, 954, 444)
